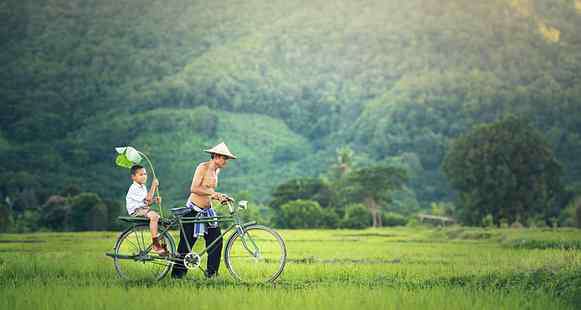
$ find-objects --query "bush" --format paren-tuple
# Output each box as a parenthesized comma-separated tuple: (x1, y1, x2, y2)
(382, 212, 407, 227)
(510, 221, 524, 229)
(11, 209, 41, 233)
(69, 192, 108, 231)
(576, 203, 581, 229)
(527, 215, 548, 228)
(430, 202, 455, 217)
(41, 195, 71, 231)
(242, 203, 274, 226)
(340, 204, 371, 229)
(320, 208, 340, 228)
(481, 214, 495, 228)
(499, 218, 509, 229)
(279, 200, 324, 228)
(0, 203, 12, 233)
(406, 217, 419, 227)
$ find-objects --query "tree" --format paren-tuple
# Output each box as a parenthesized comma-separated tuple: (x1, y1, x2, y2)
(69, 193, 108, 231)
(0, 203, 12, 232)
(443, 115, 563, 225)
(576, 201, 581, 229)
(41, 195, 71, 231)
(329, 146, 354, 180)
(345, 165, 408, 227)
(270, 178, 336, 210)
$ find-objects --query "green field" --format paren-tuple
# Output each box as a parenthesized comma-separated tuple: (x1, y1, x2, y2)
(1, 226, 580, 310)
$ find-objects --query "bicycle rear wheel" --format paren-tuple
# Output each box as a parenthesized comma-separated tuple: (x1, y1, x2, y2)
(113, 224, 175, 281)
(224, 225, 286, 283)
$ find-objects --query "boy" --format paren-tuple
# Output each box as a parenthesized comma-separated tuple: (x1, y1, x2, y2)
(126, 164, 167, 255)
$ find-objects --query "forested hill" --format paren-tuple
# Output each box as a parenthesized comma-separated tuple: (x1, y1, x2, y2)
(1, 0, 580, 209)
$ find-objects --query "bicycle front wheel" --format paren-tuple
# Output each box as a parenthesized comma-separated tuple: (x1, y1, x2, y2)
(224, 225, 287, 283)
(113, 224, 176, 281)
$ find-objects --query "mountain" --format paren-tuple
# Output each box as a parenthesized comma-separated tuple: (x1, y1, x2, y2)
(1, 0, 580, 209)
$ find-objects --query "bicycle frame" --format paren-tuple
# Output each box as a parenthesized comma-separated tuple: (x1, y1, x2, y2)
(128, 202, 260, 269)
(108, 199, 287, 283)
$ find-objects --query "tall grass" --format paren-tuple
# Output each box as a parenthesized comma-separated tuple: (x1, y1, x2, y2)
(1, 227, 579, 309)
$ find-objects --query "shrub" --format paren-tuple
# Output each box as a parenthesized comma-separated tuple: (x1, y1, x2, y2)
(279, 200, 324, 228)
(382, 212, 407, 227)
(340, 204, 372, 229)
(320, 208, 340, 228)
(41, 195, 71, 231)
(576, 203, 581, 229)
(406, 217, 419, 227)
(499, 218, 509, 228)
(69, 192, 108, 231)
(0, 203, 12, 233)
(481, 214, 495, 228)
(527, 215, 548, 228)
(510, 221, 524, 229)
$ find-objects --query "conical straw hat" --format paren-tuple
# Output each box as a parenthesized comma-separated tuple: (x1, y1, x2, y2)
(204, 142, 237, 159)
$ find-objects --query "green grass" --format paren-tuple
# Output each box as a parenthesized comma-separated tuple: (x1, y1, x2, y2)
(1, 226, 580, 309)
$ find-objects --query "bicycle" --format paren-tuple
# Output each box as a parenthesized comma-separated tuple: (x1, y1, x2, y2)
(105, 197, 287, 283)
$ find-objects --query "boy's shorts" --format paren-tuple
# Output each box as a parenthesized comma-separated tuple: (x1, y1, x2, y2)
(131, 207, 152, 217)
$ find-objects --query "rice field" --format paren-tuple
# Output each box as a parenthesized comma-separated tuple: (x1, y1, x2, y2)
(1, 226, 580, 309)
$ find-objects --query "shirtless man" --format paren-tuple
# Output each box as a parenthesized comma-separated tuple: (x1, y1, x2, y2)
(171, 142, 237, 279)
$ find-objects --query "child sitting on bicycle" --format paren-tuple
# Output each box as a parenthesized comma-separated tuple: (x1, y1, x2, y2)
(126, 164, 167, 256)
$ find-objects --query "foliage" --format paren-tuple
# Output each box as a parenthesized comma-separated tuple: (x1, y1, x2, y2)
(382, 212, 408, 227)
(0, 203, 11, 233)
(575, 204, 581, 229)
(271, 178, 336, 210)
(340, 204, 372, 229)
(443, 116, 563, 225)
(345, 165, 408, 227)
(2, 0, 581, 228)
(278, 200, 325, 229)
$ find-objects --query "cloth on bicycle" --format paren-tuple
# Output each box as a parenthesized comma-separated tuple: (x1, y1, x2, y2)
(186, 200, 218, 237)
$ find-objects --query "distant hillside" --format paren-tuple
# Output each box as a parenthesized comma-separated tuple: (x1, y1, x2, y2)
(1, 0, 580, 208)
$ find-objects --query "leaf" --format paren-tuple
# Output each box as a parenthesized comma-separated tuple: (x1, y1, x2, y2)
(115, 154, 134, 169)
(114, 146, 143, 168)
(124, 147, 143, 163)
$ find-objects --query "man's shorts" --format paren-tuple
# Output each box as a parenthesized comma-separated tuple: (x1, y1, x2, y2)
(131, 207, 152, 217)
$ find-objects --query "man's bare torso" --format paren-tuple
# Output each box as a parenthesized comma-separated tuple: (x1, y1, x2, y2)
(188, 161, 219, 208)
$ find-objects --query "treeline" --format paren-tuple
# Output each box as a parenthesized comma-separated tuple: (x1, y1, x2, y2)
(2, 0, 581, 224)
(262, 116, 581, 229)
(2, 116, 581, 232)
(0, 186, 123, 233)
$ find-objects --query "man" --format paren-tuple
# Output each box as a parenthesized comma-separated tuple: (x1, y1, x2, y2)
(171, 142, 237, 279)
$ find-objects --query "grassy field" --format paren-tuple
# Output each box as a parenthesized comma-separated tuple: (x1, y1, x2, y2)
(1, 226, 580, 309)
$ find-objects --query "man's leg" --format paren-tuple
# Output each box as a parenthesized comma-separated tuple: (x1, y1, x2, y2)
(171, 210, 198, 278)
(204, 226, 223, 277)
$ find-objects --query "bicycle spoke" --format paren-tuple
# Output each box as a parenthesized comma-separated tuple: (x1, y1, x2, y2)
(123, 237, 140, 253)
(225, 225, 286, 283)
(113, 224, 175, 281)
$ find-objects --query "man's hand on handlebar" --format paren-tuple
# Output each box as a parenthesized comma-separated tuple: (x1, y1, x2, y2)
(212, 192, 234, 204)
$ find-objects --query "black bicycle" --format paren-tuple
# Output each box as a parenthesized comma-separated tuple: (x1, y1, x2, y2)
(106, 197, 286, 283)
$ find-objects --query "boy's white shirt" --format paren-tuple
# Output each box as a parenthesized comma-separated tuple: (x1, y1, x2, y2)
(126, 181, 148, 215)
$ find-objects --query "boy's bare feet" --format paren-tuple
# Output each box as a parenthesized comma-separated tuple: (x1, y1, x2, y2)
(152, 238, 168, 256)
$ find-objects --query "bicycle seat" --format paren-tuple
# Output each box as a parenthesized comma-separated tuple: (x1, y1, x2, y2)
(170, 207, 193, 216)
(117, 216, 149, 223)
